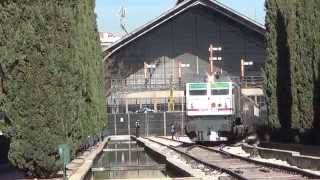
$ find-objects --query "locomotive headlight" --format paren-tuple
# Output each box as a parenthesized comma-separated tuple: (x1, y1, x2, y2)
(207, 75, 214, 83)
(211, 103, 216, 108)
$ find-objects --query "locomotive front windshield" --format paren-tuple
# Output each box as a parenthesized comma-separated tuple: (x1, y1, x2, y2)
(210, 83, 230, 95)
(189, 90, 207, 95)
(185, 81, 235, 142)
(189, 83, 207, 96)
(211, 89, 229, 95)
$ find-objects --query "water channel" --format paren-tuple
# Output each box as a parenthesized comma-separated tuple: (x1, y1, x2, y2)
(87, 138, 186, 179)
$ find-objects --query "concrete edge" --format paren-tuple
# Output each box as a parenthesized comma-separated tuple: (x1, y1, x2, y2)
(135, 137, 204, 178)
(69, 137, 110, 180)
(242, 143, 320, 171)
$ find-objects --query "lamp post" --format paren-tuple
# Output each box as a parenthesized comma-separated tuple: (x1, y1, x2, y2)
(240, 58, 253, 87)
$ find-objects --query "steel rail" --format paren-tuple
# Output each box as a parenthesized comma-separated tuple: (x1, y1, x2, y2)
(145, 137, 248, 180)
(156, 136, 320, 178)
(198, 145, 320, 179)
(145, 137, 318, 180)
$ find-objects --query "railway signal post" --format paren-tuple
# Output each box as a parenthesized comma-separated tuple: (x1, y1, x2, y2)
(178, 61, 190, 86)
(208, 44, 222, 81)
(144, 62, 156, 88)
(240, 58, 253, 87)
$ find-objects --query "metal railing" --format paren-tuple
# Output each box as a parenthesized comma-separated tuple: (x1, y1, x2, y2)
(106, 97, 185, 114)
(110, 76, 264, 93)
(110, 78, 186, 92)
(231, 76, 264, 88)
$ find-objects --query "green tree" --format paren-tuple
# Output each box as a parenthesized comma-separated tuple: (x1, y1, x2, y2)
(0, 0, 105, 177)
(264, 0, 320, 143)
(264, 0, 280, 129)
(313, 0, 320, 131)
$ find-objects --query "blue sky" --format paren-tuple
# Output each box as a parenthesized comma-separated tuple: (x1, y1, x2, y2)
(95, 0, 265, 34)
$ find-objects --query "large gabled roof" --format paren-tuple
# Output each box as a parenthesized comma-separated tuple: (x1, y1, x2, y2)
(104, 0, 265, 60)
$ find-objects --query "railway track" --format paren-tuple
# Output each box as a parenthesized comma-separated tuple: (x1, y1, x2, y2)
(144, 136, 320, 180)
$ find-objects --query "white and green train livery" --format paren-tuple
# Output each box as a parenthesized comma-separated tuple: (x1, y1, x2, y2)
(185, 81, 242, 142)
(186, 82, 234, 116)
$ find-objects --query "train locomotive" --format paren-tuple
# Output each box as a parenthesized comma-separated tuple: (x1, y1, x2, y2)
(184, 74, 259, 142)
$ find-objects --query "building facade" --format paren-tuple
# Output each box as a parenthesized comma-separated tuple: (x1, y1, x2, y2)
(99, 32, 121, 51)
(103, 0, 266, 113)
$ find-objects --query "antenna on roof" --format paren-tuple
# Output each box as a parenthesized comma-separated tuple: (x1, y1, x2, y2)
(254, 8, 257, 21)
(119, 0, 129, 35)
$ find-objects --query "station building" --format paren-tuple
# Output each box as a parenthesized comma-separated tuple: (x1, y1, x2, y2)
(99, 32, 121, 51)
(103, 0, 266, 114)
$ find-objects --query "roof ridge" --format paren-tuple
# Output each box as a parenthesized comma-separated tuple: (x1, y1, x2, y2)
(104, 0, 265, 60)
(209, 0, 264, 28)
(104, 0, 195, 56)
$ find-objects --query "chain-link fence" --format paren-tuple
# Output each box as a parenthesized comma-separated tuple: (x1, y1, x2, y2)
(107, 112, 186, 137)
(106, 94, 267, 137)
(106, 106, 267, 137)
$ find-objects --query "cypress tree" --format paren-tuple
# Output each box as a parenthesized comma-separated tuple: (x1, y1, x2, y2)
(264, 0, 280, 128)
(313, 0, 320, 131)
(278, 0, 299, 130)
(265, 0, 320, 143)
(0, 0, 105, 177)
(274, 0, 293, 132)
(294, 1, 314, 130)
